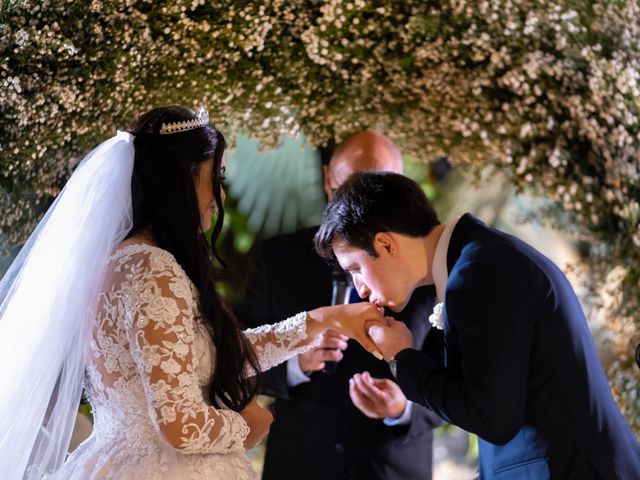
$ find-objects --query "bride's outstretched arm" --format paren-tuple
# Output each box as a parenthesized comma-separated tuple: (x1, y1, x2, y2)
(243, 302, 383, 372)
(124, 253, 249, 454)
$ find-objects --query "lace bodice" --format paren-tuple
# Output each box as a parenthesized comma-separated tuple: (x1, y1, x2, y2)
(56, 243, 320, 479)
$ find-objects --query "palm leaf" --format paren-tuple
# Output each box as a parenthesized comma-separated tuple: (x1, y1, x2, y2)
(225, 135, 325, 238)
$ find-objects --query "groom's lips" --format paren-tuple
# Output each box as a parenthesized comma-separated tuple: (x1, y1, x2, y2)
(370, 298, 388, 308)
(369, 299, 386, 314)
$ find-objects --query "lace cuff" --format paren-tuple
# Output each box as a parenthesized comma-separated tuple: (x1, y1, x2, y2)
(243, 312, 322, 373)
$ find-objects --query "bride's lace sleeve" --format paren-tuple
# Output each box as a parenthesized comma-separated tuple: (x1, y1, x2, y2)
(243, 312, 322, 372)
(124, 252, 249, 454)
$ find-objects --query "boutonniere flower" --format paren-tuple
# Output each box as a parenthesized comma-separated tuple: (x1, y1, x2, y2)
(428, 302, 444, 330)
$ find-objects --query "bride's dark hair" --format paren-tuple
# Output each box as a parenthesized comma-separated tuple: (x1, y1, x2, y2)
(127, 105, 259, 411)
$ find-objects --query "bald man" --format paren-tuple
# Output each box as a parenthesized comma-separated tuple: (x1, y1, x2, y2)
(237, 132, 443, 480)
(322, 131, 404, 197)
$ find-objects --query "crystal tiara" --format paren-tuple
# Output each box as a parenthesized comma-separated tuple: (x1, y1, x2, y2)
(159, 106, 210, 135)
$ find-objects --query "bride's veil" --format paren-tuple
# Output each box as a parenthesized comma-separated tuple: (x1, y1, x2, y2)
(0, 132, 135, 479)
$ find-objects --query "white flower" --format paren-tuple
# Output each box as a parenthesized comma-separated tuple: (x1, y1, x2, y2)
(428, 302, 444, 330)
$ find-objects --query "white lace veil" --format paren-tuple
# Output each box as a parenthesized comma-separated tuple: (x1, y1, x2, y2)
(0, 131, 135, 479)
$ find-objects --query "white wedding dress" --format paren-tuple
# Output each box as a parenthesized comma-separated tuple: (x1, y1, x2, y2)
(53, 243, 318, 479)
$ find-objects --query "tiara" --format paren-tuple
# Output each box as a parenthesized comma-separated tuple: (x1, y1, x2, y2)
(159, 107, 210, 135)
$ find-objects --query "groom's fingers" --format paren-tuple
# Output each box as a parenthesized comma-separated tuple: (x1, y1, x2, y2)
(365, 322, 389, 359)
(349, 379, 376, 417)
(350, 375, 377, 405)
(345, 308, 385, 359)
(367, 323, 387, 344)
(353, 372, 384, 400)
(353, 330, 384, 359)
(365, 318, 390, 329)
(361, 372, 388, 402)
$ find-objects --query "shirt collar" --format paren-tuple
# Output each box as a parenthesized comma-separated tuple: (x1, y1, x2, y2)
(431, 216, 461, 302)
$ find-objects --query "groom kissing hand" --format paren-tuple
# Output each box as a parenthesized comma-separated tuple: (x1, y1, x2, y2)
(237, 133, 443, 480)
(315, 172, 640, 480)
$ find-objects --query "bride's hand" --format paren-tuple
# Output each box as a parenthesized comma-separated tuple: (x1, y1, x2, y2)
(239, 398, 273, 450)
(307, 303, 384, 358)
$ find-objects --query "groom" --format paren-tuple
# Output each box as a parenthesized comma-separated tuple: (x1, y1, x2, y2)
(315, 172, 640, 479)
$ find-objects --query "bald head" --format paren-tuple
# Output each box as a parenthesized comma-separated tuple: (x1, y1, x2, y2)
(324, 131, 403, 200)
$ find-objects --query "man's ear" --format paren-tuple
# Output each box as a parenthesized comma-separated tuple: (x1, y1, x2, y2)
(322, 164, 330, 181)
(322, 164, 332, 199)
(374, 232, 397, 256)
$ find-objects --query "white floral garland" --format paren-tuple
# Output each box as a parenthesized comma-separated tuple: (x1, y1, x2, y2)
(428, 302, 444, 330)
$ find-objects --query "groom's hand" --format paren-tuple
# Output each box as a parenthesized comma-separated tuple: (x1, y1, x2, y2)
(366, 317, 413, 361)
(349, 371, 407, 419)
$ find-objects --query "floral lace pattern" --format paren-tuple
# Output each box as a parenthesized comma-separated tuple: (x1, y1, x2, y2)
(54, 243, 317, 479)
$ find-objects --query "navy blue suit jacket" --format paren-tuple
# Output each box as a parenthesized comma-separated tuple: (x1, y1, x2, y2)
(237, 226, 443, 480)
(396, 214, 640, 479)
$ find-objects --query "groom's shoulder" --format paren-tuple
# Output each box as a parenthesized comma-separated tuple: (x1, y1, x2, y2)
(446, 245, 524, 301)
(453, 229, 531, 279)
(456, 216, 532, 261)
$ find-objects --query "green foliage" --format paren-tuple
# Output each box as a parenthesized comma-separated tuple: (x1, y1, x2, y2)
(78, 402, 93, 423)
(224, 134, 325, 238)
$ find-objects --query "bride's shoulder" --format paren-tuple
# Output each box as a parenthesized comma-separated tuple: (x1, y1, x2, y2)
(110, 239, 181, 276)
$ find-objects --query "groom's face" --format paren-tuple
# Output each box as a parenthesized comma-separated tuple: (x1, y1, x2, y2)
(332, 237, 413, 312)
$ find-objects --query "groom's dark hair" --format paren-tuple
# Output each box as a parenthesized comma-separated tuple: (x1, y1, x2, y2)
(315, 172, 440, 259)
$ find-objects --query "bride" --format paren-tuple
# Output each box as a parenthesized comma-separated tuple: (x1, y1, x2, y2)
(0, 106, 382, 479)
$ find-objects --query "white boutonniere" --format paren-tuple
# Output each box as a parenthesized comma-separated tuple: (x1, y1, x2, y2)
(428, 302, 444, 330)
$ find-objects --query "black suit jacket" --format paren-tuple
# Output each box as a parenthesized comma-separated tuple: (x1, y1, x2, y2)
(237, 227, 443, 480)
(396, 214, 640, 479)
